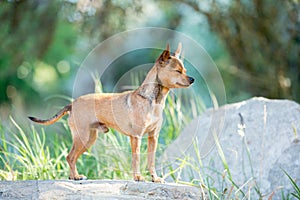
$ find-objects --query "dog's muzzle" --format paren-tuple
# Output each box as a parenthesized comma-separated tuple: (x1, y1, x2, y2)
(188, 77, 195, 84)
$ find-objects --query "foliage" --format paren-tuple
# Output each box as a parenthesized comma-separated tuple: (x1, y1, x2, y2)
(0, 1, 77, 105)
(0, 1, 147, 129)
(177, 0, 300, 102)
(0, 117, 69, 180)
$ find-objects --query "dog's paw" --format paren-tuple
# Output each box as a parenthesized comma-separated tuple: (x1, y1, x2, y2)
(134, 175, 145, 182)
(151, 175, 165, 183)
(69, 174, 87, 181)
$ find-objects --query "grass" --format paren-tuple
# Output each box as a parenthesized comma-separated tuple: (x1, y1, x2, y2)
(283, 169, 300, 200)
(0, 117, 69, 180)
(159, 132, 300, 200)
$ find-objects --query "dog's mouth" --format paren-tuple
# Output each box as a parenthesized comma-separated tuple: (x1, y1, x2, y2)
(176, 82, 191, 87)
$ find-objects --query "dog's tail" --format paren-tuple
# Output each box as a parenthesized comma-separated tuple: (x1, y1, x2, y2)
(28, 104, 72, 125)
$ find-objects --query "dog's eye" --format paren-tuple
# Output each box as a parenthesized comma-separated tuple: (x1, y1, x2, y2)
(176, 70, 181, 73)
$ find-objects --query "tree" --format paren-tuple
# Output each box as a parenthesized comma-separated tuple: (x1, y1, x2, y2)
(0, 1, 63, 105)
(0, 0, 143, 111)
(178, 0, 300, 101)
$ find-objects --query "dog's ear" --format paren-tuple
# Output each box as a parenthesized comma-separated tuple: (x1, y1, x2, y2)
(180, 49, 185, 61)
(157, 44, 171, 64)
(175, 42, 182, 58)
(166, 43, 170, 52)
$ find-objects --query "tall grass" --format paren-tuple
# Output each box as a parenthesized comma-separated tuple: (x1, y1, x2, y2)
(0, 117, 69, 180)
(161, 121, 299, 200)
(162, 137, 261, 199)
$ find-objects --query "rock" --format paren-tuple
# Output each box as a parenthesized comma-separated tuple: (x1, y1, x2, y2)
(161, 97, 300, 199)
(0, 180, 204, 200)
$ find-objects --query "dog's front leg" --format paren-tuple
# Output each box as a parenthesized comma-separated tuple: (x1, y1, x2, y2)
(148, 133, 164, 183)
(130, 136, 144, 181)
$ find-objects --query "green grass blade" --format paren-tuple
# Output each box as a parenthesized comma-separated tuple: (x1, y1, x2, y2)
(282, 169, 300, 199)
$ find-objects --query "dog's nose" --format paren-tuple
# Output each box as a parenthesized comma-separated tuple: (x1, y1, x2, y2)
(188, 77, 194, 84)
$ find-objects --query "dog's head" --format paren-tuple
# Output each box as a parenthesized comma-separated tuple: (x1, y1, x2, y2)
(156, 43, 194, 89)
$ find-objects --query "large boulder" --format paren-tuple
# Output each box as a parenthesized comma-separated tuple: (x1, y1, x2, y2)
(161, 97, 300, 199)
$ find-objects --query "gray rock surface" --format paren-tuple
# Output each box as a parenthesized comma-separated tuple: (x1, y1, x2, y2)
(0, 180, 204, 200)
(161, 97, 300, 199)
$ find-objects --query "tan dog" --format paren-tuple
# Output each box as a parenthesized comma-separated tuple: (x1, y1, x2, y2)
(29, 43, 194, 183)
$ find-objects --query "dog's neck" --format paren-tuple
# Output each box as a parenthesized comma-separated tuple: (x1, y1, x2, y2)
(136, 65, 169, 104)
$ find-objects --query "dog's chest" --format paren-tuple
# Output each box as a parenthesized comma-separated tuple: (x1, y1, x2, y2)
(148, 103, 163, 120)
(116, 93, 166, 135)
(143, 103, 164, 130)
(128, 102, 164, 133)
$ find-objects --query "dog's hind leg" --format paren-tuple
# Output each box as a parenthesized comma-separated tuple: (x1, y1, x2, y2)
(66, 139, 86, 180)
(67, 126, 98, 180)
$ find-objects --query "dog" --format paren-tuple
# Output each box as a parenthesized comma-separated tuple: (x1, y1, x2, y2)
(29, 43, 194, 183)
